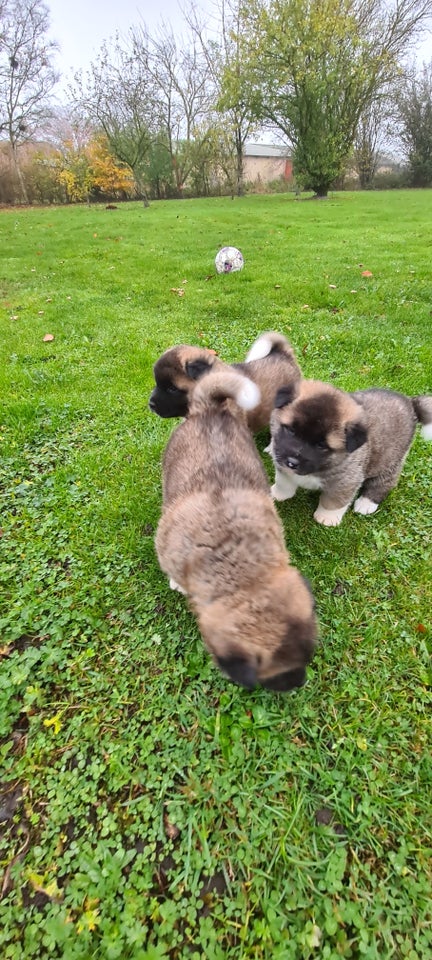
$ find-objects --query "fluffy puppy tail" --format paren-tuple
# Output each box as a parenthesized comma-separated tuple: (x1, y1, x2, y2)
(412, 396, 432, 440)
(245, 330, 295, 363)
(190, 370, 261, 417)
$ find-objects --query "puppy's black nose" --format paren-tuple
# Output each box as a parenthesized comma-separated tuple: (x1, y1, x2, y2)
(286, 456, 299, 470)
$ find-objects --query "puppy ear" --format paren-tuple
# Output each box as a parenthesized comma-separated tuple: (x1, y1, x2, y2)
(216, 655, 257, 689)
(274, 385, 296, 409)
(345, 421, 367, 452)
(185, 358, 213, 381)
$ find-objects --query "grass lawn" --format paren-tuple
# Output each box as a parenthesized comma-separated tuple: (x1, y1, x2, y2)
(0, 190, 431, 959)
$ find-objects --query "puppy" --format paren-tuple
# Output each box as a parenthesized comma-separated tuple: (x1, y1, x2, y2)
(155, 369, 317, 690)
(269, 380, 432, 526)
(148, 331, 302, 432)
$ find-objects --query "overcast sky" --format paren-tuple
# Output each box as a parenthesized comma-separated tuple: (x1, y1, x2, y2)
(48, 0, 432, 93)
(48, 0, 210, 89)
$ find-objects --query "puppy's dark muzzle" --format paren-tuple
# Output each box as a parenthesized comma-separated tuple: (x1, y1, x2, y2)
(148, 391, 158, 413)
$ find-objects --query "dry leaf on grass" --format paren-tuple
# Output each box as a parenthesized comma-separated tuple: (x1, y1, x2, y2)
(43, 333, 54, 342)
(163, 813, 180, 840)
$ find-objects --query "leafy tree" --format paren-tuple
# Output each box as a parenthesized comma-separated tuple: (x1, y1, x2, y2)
(143, 136, 173, 198)
(0, 0, 58, 202)
(396, 61, 432, 186)
(235, 0, 432, 197)
(87, 135, 135, 199)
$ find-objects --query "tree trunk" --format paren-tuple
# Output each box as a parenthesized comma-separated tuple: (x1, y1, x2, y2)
(312, 187, 329, 198)
(12, 143, 29, 204)
(235, 131, 244, 197)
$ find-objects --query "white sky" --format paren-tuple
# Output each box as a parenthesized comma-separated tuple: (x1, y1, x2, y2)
(48, 0, 210, 90)
(48, 0, 432, 95)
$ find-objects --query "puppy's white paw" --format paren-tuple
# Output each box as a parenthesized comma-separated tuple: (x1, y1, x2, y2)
(263, 442, 272, 455)
(271, 483, 295, 501)
(354, 496, 379, 515)
(169, 577, 187, 594)
(314, 504, 348, 526)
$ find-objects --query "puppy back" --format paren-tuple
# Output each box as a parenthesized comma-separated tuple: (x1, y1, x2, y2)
(189, 369, 260, 418)
(244, 330, 297, 363)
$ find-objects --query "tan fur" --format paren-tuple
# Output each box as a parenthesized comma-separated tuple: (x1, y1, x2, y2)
(155, 370, 317, 690)
(270, 378, 432, 525)
(149, 331, 302, 431)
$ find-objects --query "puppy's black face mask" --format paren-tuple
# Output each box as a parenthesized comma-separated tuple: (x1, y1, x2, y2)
(148, 383, 189, 418)
(273, 391, 366, 475)
(274, 423, 332, 475)
(215, 657, 307, 693)
(148, 356, 214, 418)
(261, 667, 306, 691)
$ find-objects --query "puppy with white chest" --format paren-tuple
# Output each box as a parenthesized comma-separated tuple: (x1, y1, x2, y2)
(269, 380, 432, 526)
(155, 369, 318, 691)
(148, 331, 302, 432)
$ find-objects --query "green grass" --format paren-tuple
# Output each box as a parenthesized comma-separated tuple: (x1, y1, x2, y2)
(0, 191, 431, 959)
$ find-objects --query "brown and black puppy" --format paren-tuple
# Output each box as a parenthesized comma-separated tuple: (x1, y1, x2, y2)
(148, 331, 302, 432)
(268, 379, 432, 526)
(155, 369, 318, 691)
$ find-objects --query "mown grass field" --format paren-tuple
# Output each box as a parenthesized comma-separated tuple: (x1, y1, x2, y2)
(0, 191, 431, 959)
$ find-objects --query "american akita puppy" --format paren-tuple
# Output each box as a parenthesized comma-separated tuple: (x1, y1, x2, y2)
(269, 380, 432, 526)
(148, 331, 302, 432)
(155, 369, 317, 690)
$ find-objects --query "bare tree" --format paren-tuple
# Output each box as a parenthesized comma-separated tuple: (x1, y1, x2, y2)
(131, 21, 213, 196)
(186, 0, 259, 196)
(396, 60, 432, 185)
(0, 0, 58, 202)
(354, 99, 395, 188)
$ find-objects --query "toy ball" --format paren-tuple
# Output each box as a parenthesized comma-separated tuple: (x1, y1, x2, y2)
(215, 246, 244, 274)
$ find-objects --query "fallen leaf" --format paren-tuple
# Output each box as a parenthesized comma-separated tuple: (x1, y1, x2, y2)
(274, 284, 281, 289)
(10, 315, 19, 320)
(350, 289, 358, 294)
(43, 333, 54, 342)
(163, 813, 180, 840)
(361, 270, 373, 277)
(416, 623, 427, 633)
(27, 871, 63, 902)
(38, 311, 44, 315)
(301, 304, 310, 309)
(329, 284, 337, 289)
